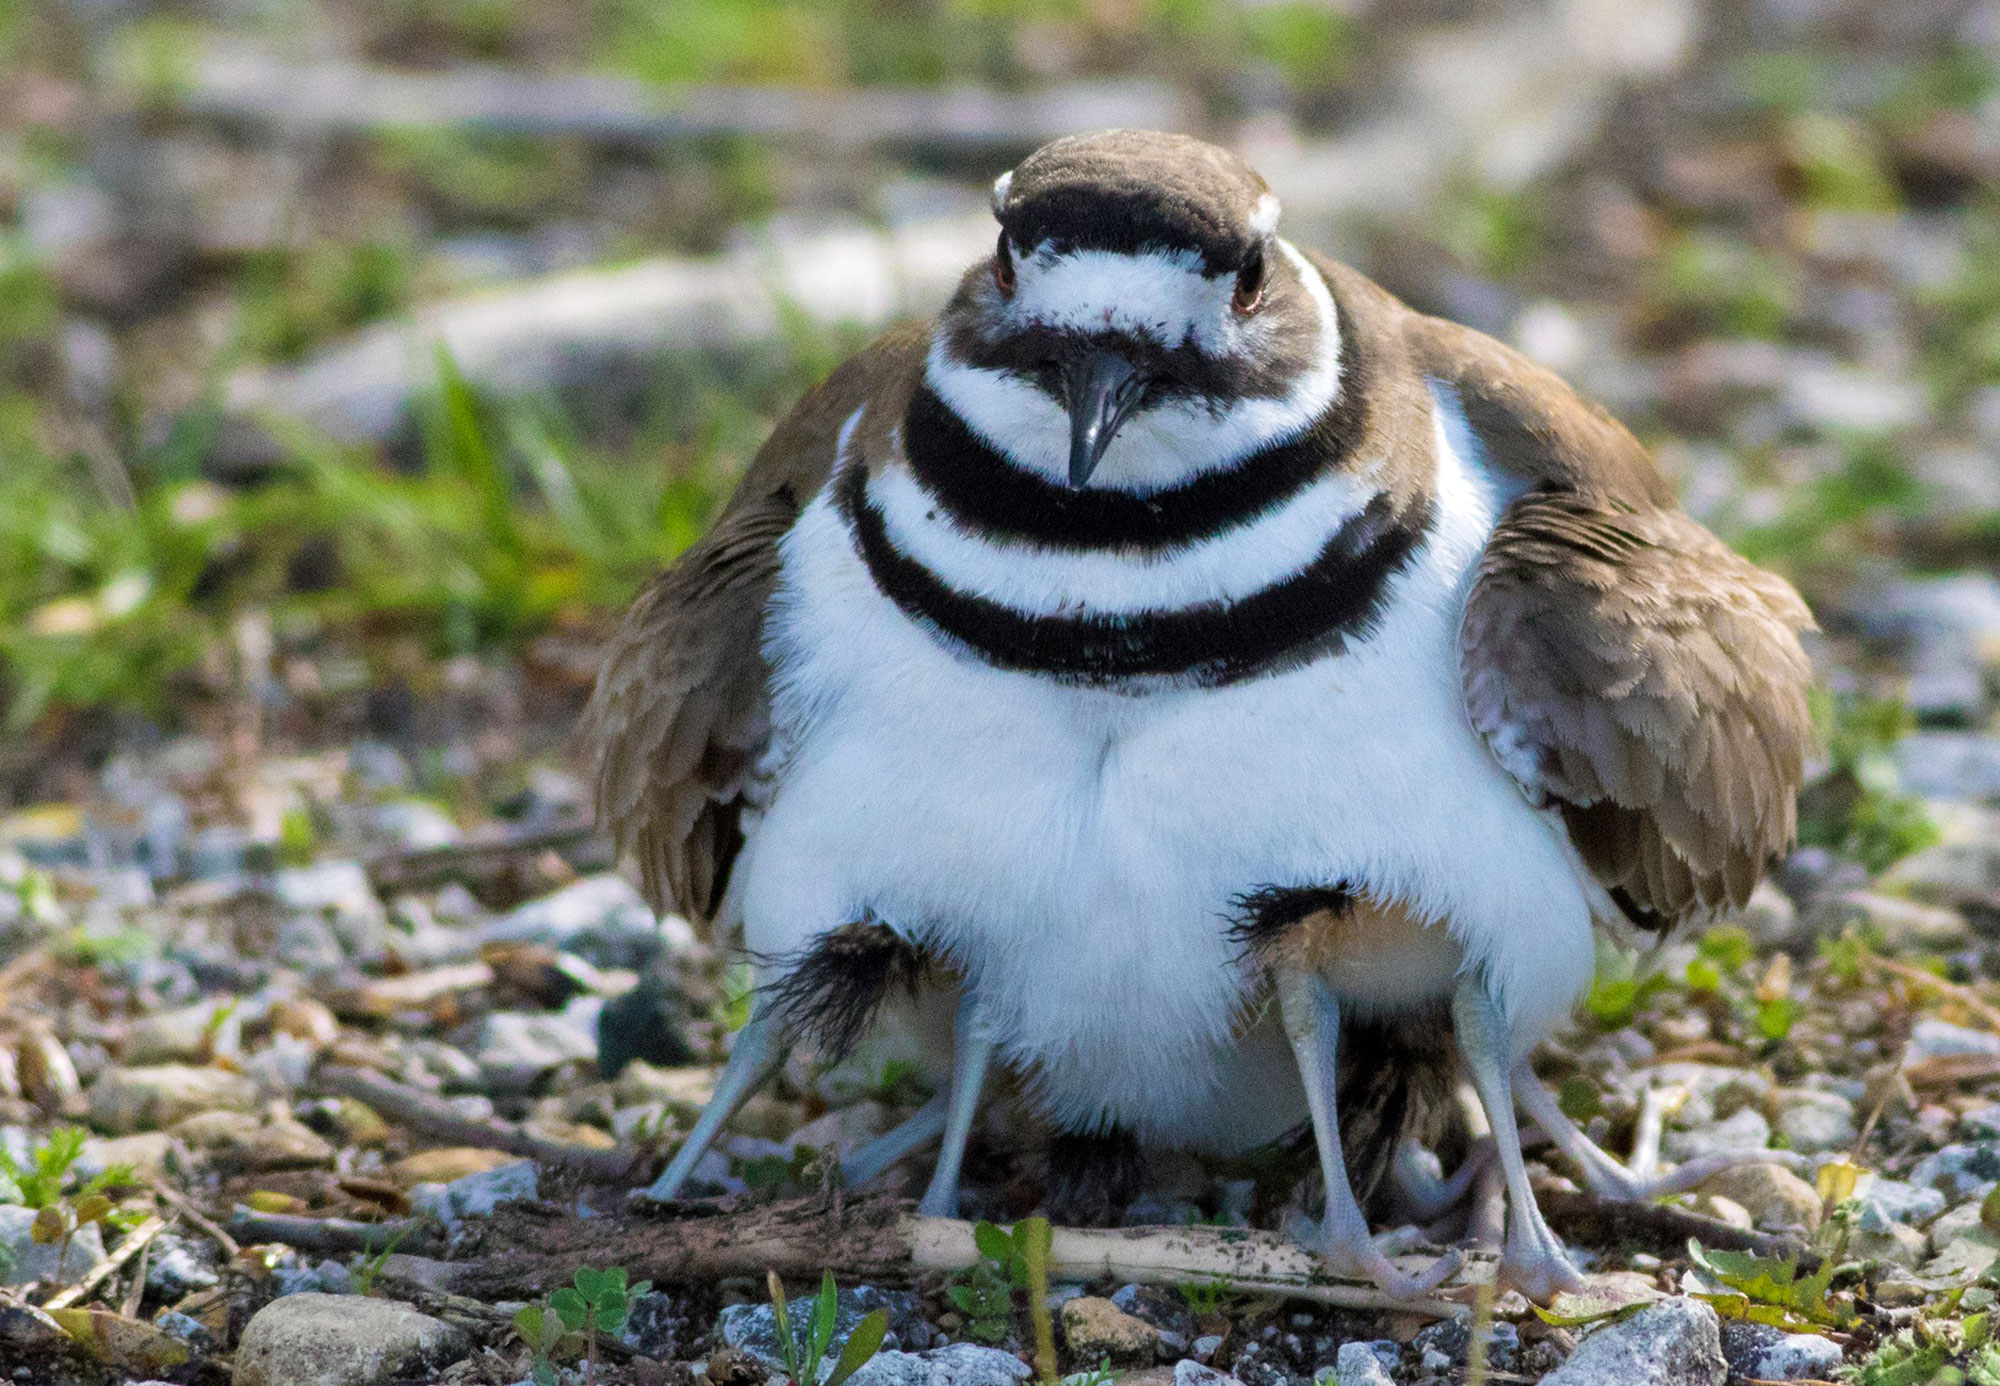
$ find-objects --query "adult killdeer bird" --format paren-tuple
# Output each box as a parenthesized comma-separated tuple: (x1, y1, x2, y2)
(584, 130, 1814, 1300)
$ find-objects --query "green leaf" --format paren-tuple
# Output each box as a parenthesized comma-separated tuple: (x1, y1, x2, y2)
(826, 1309, 889, 1386)
(809, 1269, 840, 1373)
(973, 1221, 1012, 1265)
(768, 1271, 798, 1377)
(550, 1287, 589, 1332)
(1686, 1240, 1852, 1330)
(629, 1280, 652, 1300)
(514, 1304, 546, 1343)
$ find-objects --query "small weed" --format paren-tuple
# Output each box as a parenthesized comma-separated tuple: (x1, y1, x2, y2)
(1686, 1239, 1856, 1332)
(1, 1127, 137, 1285)
(516, 1266, 654, 1386)
(1178, 1276, 1236, 1316)
(1797, 690, 1939, 874)
(1060, 1360, 1116, 1386)
(766, 1269, 888, 1386)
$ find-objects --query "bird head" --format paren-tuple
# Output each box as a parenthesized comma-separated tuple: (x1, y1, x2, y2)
(931, 129, 1334, 491)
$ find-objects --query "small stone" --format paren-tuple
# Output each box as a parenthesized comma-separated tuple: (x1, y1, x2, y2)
(233, 1292, 470, 1386)
(844, 1343, 1032, 1386)
(125, 1000, 242, 1066)
(146, 1233, 220, 1298)
(1907, 1020, 2000, 1063)
(0, 1203, 107, 1286)
(173, 1111, 335, 1170)
(1662, 1107, 1771, 1164)
(483, 873, 694, 970)
(274, 916, 346, 974)
(1193, 1335, 1223, 1363)
(1847, 1216, 1929, 1270)
(1964, 1106, 2000, 1140)
(1864, 1177, 1947, 1226)
(474, 1003, 600, 1092)
(1174, 1362, 1245, 1386)
(620, 1289, 685, 1359)
(1693, 1194, 1754, 1229)
(1060, 1296, 1161, 1363)
(1541, 1298, 1725, 1386)
(390, 1147, 524, 1186)
(267, 997, 341, 1047)
(1697, 1164, 1822, 1231)
(76, 1131, 176, 1181)
(1807, 889, 1969, 951)
(1335, 1340, 1398, 1386)
(88, 1064, 261, 1133)
(1718, 1322, 1844, 1381)
(1892, 733, 2000, 806)
(1110, 1283, 1198, 1339)
(1908, 1142, 2000, 1199)
(156, 1308, 217, 1353)
(410, 1158, 537, 1230)
(1772, 1090, 1857, 1154)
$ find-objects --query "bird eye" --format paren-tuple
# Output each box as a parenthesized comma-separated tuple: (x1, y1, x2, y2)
(994, 233, 1016, 296)
(1232, 246, 1267, 316)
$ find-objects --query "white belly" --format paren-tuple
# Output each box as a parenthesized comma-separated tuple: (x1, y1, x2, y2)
(739, 414, 1595, 1152)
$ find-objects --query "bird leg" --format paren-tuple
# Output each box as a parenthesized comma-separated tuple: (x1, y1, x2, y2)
(841, 1093, 949, 1190)
(918, 991, 994, 1218)
(1511, 1068, 1813, 1199)
(1388, 1136, 1496, 1223)
(1280, 973, 1463, 1299)
(642, 1000, 786, 1202)
(1451, 973, 1586, 1302)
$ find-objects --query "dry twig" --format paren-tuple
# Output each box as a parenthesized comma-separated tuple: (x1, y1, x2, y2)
(42, 1215, 168, 1312)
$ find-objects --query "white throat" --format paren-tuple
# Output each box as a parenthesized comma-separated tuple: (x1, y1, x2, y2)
(926, 240, 1343, 495)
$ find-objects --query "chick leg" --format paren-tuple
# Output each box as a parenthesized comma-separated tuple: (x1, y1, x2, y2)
(918, 992, 993, 1218)
(1281, 973, 1462, 1298)
(1389, 1136, 1496, 1222)
(642, 1001, 785, 1202)
(841, 1093, 949, 1189)
(1452, 974, 1585, 1302)
(1512, 1069, 1812, 1199)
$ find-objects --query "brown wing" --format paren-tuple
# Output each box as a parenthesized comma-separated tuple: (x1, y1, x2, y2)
(580, 322, 929, 925)
(1409, 315, 1816, 931)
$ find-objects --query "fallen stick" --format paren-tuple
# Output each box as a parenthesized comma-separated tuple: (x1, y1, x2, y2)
(41, 1215, 168, 1311)
(1872, 955, 2000, 1033)
(1540, 1192, 1810, 1262)
(364, 823, 610, 897)
(316, 1064, 644, 1182)
(144, 1176, 239, 1257)
(454, 1195, 1465, 1317)
(228, 1209, 440, 1256)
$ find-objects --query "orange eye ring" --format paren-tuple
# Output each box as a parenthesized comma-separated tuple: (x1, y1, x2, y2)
(994, 232, 1017, 296)
(1232, 246, 1267, 316)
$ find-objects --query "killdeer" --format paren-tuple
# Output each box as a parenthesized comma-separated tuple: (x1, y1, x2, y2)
(584, 130, 1814, 1300)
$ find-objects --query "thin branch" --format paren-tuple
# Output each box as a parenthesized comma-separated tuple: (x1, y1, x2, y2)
(144, 1176, 239, 1257)
(228, 1209, 439, 1256)
(1871, 955, 2000, 1032)
(42, 1215, 167, 1311)
(316, 1065, 643, 1182)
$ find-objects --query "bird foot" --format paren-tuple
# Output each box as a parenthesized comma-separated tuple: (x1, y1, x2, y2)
(1286, 1212, 1464, 1301)
(1495, 1221, 1587, 1304)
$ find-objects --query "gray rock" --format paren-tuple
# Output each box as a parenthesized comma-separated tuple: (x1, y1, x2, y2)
(125, 999, 242, 1066)
(1848, 1203, 1930, 1269)
(369, 800, 460, 852)
(87, 1063, 260, 1133)
(1908, 1018, 2000, 1062)
(1192, 1334, 1223, 1363)
(1807, 890, 1969, 952)
(474, 1001, 601, 1092)
(1335, 1340, 1399, 1386)
(1772, 1090, 1857, 1154)
(1719, 1322, 1843, 1380)
(156, 1309, 217, 1355)
(1662, 1107, 1772, 1164)
(719, 1286, 927, 1374)
(1894, 732, 2000, 804)
(1908, 1142, 2000, 1199)
(844, 1343, 1033, 1386)
(1542, 1298, 1725, 1386)
(410, 1159, 538, 1231)
(274, 915, 346, 974)
(619, 1290, 685, 1359)
(482, 874, 695, 970)
(1175, 1363, 1245, 1386)
(0, 1203, 107, 1287)
(147, 1232, 220, 1298)
(1966, 1105, 2000, 1140)
(1864, 1177, 1947, 1226)
(233, 1292, 470, 1386)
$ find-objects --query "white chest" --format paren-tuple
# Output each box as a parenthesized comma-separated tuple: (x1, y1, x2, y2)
(738, 408, 1594, 1148)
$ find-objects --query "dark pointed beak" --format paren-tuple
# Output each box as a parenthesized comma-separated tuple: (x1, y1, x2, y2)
(1062, 351, 1147, 489)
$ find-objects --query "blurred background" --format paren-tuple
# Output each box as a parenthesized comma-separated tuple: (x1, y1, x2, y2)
(0, 0, 1996, 1362)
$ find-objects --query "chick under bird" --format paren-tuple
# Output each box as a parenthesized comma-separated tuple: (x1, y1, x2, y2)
(583, 129, 1815, 1301)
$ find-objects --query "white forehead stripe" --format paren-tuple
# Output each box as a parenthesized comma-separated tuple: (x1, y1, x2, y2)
(1248, 192, 1281, 239)
(990, 170, 1013, 215)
